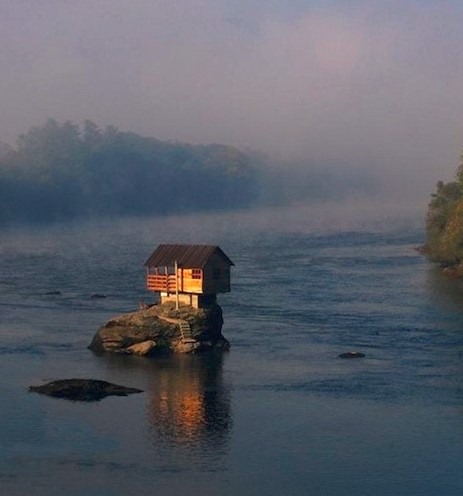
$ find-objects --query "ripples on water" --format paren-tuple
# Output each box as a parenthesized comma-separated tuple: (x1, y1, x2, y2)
(1, 206, 463, 495)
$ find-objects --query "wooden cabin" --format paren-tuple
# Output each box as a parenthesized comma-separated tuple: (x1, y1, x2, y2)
(144, 244, 234, 308)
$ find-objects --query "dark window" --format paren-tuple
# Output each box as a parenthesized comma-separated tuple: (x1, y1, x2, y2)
(192, 269, 202, 279)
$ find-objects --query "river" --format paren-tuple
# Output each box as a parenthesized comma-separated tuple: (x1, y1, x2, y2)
(1, 204, 463, 495)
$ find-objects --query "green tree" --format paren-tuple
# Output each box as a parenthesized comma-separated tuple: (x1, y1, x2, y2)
(425, 154, 463, 264)
(0, 119, 259, 224)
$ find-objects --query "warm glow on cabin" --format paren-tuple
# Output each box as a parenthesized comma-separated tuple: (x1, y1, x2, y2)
(144, 244, 234, 308)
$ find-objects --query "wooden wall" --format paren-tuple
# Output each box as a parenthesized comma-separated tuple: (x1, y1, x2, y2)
(180, 268, 203, 294)
(147, 254, 231, 295)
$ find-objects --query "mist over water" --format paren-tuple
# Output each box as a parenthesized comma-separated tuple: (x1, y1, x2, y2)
(1, 0, 463, 205)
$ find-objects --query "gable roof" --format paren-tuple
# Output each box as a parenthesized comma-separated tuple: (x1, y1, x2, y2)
(144, 244, 234, 268)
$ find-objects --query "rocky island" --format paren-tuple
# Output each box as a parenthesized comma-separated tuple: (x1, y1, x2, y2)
(88, 302, 229, 355)
(90, 244, 234, 355)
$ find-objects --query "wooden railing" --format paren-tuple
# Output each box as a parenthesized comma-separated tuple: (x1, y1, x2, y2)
(147, 273, 229, 294)
(147, 274, 178, 292)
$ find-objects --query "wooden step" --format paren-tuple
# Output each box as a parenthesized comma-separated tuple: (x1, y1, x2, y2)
(178, 321, 193, 341)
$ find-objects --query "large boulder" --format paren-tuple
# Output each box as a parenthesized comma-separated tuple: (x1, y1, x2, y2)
(88, 302, 229, 355)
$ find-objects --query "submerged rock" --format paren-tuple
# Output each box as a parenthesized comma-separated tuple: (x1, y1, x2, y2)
(339, 351, 366, 359)
(29, 379, 143, 402)
(88, 302, 229, 355)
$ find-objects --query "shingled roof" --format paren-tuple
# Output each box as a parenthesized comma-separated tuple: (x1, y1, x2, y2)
(144, 244, 234, 268)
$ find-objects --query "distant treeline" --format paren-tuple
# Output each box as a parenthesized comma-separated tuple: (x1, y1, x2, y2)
(425, 155, 463, 266)
(0, 119, 259, 224)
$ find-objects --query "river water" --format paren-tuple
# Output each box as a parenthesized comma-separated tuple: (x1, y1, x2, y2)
(1, 204, 463, 496)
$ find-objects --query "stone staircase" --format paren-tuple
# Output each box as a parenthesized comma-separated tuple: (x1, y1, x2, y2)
(158, 315, 196, 344)
(178, 321, 196, 343)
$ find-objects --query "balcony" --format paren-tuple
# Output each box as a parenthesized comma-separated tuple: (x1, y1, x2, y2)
(146, 274, 178, 292)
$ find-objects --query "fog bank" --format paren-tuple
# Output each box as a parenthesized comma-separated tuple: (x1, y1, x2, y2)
(1, 1, 462, 205)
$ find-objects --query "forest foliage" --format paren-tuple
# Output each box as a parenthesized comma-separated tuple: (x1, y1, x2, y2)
(425, 155, 463, 265)
(0, 119, 258, 224)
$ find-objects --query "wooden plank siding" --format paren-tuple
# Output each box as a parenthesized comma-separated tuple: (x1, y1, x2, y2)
(202, 253, 231, 294)
(146, 274, 178, 292)
(146, 264, 230, 295)
(146, 270, 204, 294)
(144, 244, 233, 301)
(180, 268, 203, 294)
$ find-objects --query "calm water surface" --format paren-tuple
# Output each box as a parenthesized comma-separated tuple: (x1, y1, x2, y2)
(1, 206, 463, 496)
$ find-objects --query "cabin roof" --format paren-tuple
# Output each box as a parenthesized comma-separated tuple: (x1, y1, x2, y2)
(144, 244, 234, 268)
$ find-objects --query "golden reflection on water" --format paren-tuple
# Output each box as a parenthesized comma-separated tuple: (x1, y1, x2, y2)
(145, 354, 231, 449)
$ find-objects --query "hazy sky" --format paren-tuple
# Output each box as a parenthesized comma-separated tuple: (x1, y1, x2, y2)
(1, 0, 463, 199)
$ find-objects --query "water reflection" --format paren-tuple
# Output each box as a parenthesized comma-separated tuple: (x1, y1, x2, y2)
(101, 352, 232, 471)
(426, 266, 463, 312)
(145, 354, 231, 449)
(122, 353, 232, 475)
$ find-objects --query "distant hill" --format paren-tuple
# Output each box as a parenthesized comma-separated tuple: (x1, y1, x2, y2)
(0, 119, 259, 224)
(424, 155, 463, 268)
